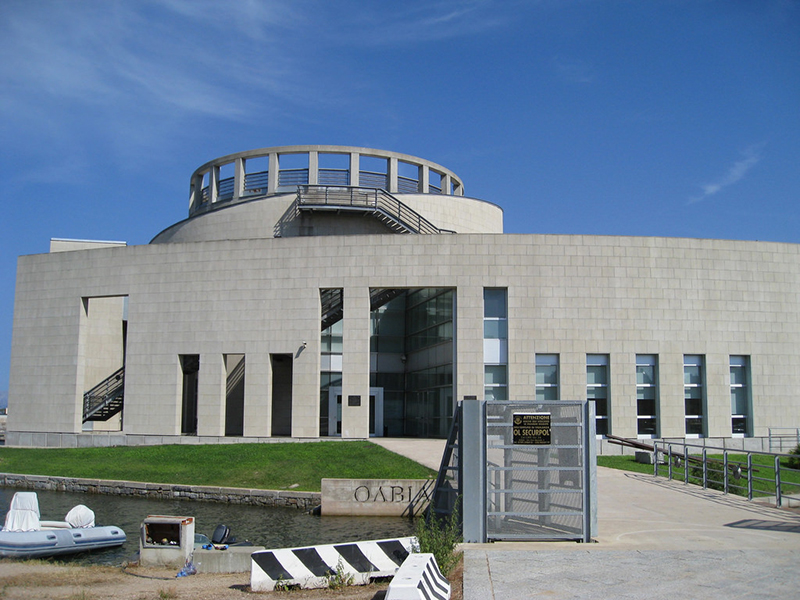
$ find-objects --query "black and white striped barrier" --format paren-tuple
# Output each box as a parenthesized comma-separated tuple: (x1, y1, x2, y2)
(250, 536, 415, 591)
(386, 552, 450, 600)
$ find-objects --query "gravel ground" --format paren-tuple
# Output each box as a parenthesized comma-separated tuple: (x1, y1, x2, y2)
(0, 558, 462, 600)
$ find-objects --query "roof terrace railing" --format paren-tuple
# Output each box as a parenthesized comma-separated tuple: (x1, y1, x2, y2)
(189, 145, 464, 218)
(297, 185, 454, 235)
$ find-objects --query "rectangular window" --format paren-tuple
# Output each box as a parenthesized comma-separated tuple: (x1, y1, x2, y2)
(535, 354, 559, 401)
(587, 354, 609, 436)
(730, 355, 751, 436)
(636, 355, 659, 437)
(684, 355, 705, 437)
(484, 289, 508, 401)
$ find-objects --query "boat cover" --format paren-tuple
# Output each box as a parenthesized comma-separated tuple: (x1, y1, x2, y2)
(2, 492, 41, 532)
(65, 504, 95, 528)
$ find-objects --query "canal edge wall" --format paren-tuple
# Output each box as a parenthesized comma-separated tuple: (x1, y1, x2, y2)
(0, 472, 320, 510)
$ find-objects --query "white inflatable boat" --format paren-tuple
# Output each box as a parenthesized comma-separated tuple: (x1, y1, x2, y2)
(0, 492, 126, 558)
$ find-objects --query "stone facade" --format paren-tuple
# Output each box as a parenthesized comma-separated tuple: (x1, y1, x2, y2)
(7, 145, 800, 452)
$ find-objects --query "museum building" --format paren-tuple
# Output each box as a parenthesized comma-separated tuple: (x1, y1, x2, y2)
(7, 145, 800, 452)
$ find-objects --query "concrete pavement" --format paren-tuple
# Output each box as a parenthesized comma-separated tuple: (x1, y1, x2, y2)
(464, 467, 800, 599)
(370, 439, 800, 599)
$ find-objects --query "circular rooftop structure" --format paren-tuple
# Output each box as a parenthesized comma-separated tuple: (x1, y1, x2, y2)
(151, 145, 502, 244)
(188, 145, 466, 218)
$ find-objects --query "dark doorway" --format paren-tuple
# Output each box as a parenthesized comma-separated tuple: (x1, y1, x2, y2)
(271, 354, 293, 436)
(225, 354, 245, 436)
(180, 355, 199, 435)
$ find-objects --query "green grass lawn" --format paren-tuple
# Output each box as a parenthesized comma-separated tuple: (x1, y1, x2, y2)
(0, 442, 437, 492)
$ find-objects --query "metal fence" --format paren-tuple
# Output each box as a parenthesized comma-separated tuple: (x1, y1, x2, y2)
(653, 440, 800, 508)
(485, 400, 593, 541)
(769, 428, 800, 453)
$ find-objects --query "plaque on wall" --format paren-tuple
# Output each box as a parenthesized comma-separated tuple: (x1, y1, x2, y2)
(512, 413, 551, 445)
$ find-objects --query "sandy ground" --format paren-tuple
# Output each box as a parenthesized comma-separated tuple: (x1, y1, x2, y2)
(0, 559, 462, 600)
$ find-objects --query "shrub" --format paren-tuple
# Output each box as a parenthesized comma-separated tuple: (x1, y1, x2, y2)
(325, 558, 355, 590)
(415, 500, 462, 576)
(787, 444, 800, 470)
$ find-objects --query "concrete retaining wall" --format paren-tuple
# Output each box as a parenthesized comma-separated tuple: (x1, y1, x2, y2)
(0, 473, 320, 509)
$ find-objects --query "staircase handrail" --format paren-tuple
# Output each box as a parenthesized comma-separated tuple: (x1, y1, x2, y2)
(83, 367, 125, 419)
(297, 185, 455, 235)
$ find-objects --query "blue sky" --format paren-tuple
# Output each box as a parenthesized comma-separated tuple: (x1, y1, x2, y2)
(1, 0, 798, 394)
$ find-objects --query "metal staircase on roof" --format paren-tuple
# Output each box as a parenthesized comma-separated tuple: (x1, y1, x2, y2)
(296, 186, 455, 235)
(82, 367, 125, 422)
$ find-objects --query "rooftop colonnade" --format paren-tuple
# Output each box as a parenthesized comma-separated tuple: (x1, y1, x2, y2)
(189, 145, 466, 217)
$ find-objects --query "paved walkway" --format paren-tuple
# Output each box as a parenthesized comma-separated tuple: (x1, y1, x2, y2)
(464, 467, 800, 599)
(369, 438, 446, 471)
(371, 439, 800, 599)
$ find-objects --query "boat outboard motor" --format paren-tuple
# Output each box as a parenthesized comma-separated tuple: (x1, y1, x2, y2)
(211, 524, 234, 545)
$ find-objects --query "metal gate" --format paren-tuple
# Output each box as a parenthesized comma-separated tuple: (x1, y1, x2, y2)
(485, 400, 594, 541)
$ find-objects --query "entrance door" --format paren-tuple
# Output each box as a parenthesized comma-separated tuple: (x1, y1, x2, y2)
(328, 387, 384, 437)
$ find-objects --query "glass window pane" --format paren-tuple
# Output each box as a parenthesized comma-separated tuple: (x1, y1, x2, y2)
(731, 387, 749, 415)
(636, 365, 655, 385)
(587, 365, 607, 385)
(587, 354, 608, 366)
(485, 386, 507, 401)
(483, 289, 507, 319)
(637, 418, 657, 435)
(536, 365, 558, 385)
(684, 365, 702, 385)
(586, 387, 607, 400)
(685, 397, 703, 416)
(485, 365, 507, 385)
(732, 417, 747, 434)
(483, 320, 508, 339)
(536, 387, 559, 401)
(637, 387, 656, 401)
(730, 365, 747, 387)
(595, 418, 609, 435)
(637, 398, 656, 415)
(536, 354, 558, 366)
(592, 398, 608, 415)
(686, 417, 704, 435)
(730, 355, 747, 367)
(685, 386, 703, 400)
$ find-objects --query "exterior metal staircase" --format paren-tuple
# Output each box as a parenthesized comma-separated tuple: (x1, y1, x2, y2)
(296, 186, 455, 235)
(82, 367, 124, 422)
(428, 402, 462, 522)
(320, 287, 407, 331)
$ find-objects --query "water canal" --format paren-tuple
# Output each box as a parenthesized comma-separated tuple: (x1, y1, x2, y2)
(0, 488, 416, 566)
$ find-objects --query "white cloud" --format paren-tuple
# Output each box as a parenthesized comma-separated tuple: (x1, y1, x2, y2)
(689, 144, 765, 204)
(552, 56, 596, 84)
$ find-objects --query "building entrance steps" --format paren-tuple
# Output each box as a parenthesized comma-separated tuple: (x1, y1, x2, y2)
(464, 466, 800, 599)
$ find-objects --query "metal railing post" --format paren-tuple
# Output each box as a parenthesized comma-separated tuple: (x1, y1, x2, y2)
(684, 445, 690, 485)
(668, 444, 673, 480)
(775, 455, 782, 508)
(723, 451, 729, 495)
(747, 454, 753, 501)
(702, 448, 708, 489)
(653, 442, 659, 477)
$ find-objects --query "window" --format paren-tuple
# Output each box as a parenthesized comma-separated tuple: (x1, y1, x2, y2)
(587, 355, 609, 436)
(484, 289, 508, 401)
(535, 354, 559, 401)
(636, 355, 658, 437)
(684, 355, 705, 437)
(730, 355, 751, 436)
